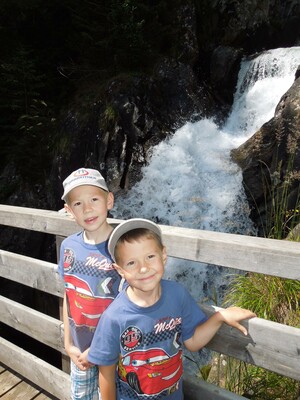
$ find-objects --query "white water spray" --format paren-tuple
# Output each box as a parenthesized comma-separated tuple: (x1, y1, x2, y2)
(113, 47, 300, 303)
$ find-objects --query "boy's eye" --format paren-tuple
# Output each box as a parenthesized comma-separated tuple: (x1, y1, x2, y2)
(126, 260, 136, 268)
(92, 197, 99, 202)
(147, 254, 156, 260)
(73, 201, 81, 207)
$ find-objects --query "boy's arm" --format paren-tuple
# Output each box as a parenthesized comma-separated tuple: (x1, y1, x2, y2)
(63, 293, 82, 366)
(184, 306, 256, 352)
(63, 293, 72, 350)
(99, 364, 117, 400)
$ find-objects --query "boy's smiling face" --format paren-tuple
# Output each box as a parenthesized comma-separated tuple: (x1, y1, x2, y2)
(64, 185, 114, 234)
(115, 236, 167, 297)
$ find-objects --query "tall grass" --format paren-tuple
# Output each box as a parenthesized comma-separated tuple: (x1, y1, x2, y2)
(260, 136, 300, 239)
(207, 357, 300, 399)
(207, 149, 300, 398)
(223, 274, 300, 324)
(207, 270, 300, 399)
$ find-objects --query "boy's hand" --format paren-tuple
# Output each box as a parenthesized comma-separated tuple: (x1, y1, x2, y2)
(218, 306, 256, 335)
(78, 348, 94, 370)
(67, 345, 91, 370)
(67, 345, 81, 366)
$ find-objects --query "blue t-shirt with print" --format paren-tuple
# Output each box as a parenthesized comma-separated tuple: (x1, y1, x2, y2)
(88, 279, 208, 400)
(58, 231, 123, 352)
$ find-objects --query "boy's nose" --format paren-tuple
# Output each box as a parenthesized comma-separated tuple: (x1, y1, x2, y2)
(83, 203, 92, 212)
(139, 263, 150, 273)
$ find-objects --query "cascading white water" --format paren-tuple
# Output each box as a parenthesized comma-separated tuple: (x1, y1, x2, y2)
(113, 47, 300, 303)
(225, 47, 300, 138)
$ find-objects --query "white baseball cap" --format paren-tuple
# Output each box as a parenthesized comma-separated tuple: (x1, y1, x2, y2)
(108, 218, 162, 261)
(61, 168, 108, 201)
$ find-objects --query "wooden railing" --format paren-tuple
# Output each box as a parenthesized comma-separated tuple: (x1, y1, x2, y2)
(0, 204, 300, 400)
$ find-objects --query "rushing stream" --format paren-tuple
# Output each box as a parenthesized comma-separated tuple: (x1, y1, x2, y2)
(113, 46, 300, 304)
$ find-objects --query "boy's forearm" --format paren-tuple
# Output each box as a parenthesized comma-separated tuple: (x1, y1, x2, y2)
(185, 306, 256, 352)
(185, 312, 223, 352)
(99, 365, 117, 400)
(62, 293, 73, 350)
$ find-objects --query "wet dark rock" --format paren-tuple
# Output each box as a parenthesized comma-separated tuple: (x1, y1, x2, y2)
(2, 0, 300, 245)
(231, 72, 300, 236)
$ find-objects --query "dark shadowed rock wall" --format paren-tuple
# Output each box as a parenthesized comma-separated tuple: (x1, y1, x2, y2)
(52, 1, 300, 206)
(1, 0, 300, 253)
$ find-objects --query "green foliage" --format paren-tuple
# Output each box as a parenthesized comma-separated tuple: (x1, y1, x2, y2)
(54, 0, 182, 77)
(106, 0, 147, 69)
(219, 242, 300, 398)
(102, 104, 119, 131)
(14, 99, 57, 183)
(104, 105, 118, 123)
(0, 45, 57, 182)
(239, 366, 300, 400)
(264, 164, 300, 240)
(209, 356, 300, 399)
(0, 0, 184, 188)
(224, 273, 300, 325)
(219, 148, 300, 398)
(184, 351, 212, 381)
(0, 47, 50, 176)
(258, 142, 300, 240)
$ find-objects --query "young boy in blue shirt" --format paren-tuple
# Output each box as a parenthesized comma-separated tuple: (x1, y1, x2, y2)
(58, 167, 123, 399)
(88, 218, 256, 399)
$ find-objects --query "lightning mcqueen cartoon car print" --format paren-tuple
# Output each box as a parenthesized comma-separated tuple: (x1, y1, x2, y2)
(118, 348, 182, 395)
(65, 275, 113, 327)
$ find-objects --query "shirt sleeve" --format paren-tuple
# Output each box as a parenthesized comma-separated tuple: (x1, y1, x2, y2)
(57, 240, 65, 279)
(88, 309, 120, 366)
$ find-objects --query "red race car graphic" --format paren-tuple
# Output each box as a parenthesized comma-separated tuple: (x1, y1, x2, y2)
(65, 275, 113, 327)
(118, 348, 182, 395)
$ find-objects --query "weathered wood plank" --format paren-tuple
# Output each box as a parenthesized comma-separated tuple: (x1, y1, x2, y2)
(2, 294, 299, 381)
(0, 370, 21, 395)
(161, 224, 300, 280)
(0, 205, 78, 236)
(1, 204, 300, 399)
(1, 380, 40, 399)
(0, 338, 244, 400)
(35, 394, 57, 400)
(0, 338, 71, 400)
(0, 204, 120, 237)
(0, 296, 64, 353)
(201, 305, 300, 380)
(0, 250, 64, 297)
(183, 372, 247, 400)
(1, 205, 300, 279)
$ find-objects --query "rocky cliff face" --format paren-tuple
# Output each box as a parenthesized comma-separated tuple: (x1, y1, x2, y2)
(231, 68, 300, 237)
(2, 0, 300, 249)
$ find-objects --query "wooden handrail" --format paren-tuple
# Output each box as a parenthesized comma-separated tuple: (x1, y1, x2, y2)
(1, 204, 300, 399)
(1, 204, 300, 279)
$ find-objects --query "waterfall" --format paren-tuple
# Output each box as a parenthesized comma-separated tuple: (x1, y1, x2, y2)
(113, 47, 300, 303)
(225, 47, 300, 138)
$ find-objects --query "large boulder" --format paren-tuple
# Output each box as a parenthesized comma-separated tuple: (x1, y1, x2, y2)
(231, 67, 300, 236)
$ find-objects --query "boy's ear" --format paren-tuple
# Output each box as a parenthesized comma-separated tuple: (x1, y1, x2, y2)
(64, 204, 75, 220)
(113, 262, 125, 277)
(107, 192, 114, 211)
